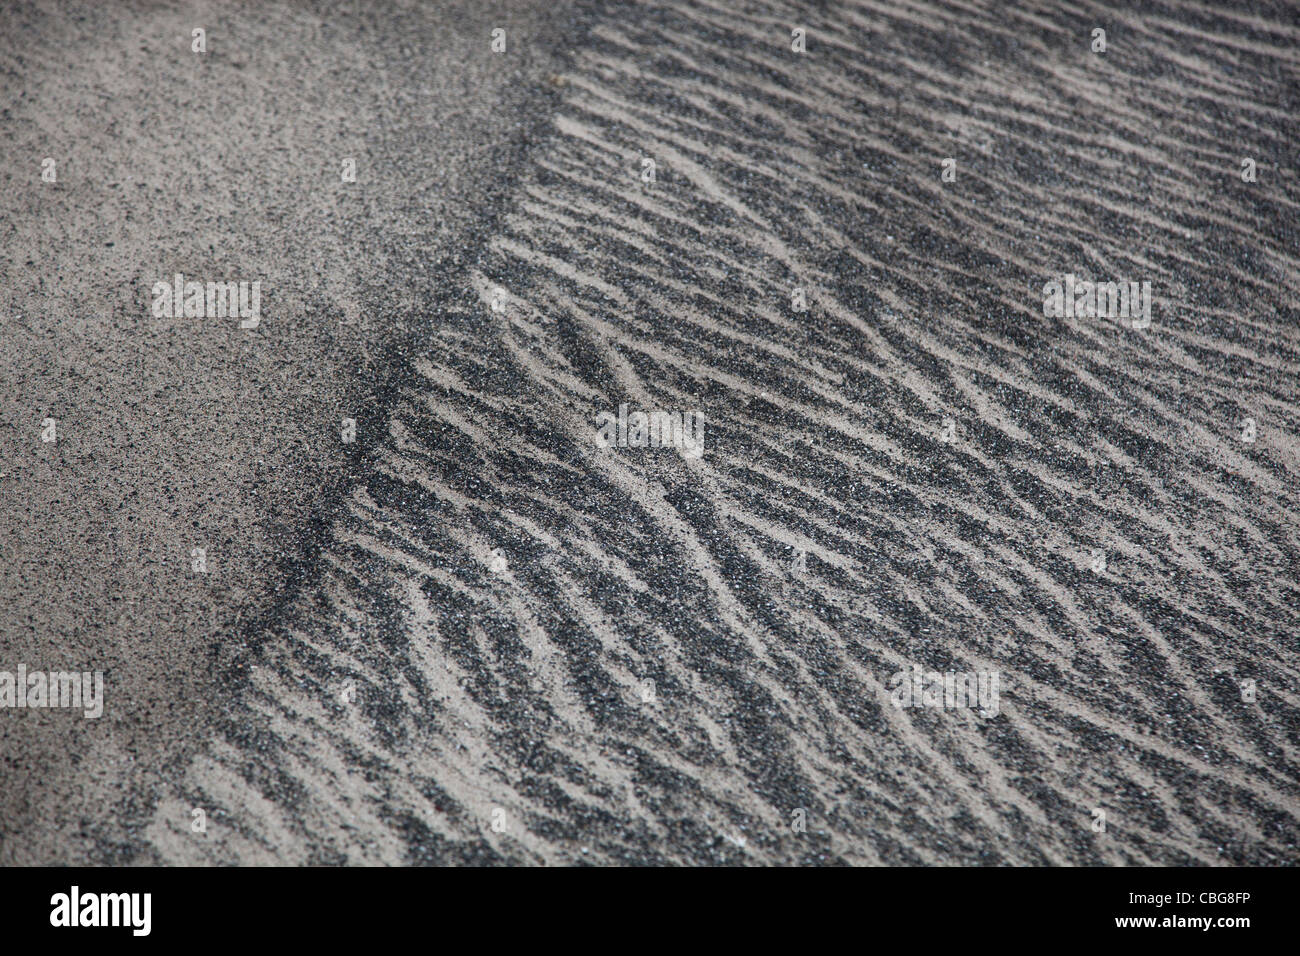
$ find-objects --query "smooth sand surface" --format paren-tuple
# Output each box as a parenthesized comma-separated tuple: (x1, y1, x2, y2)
(1, 0, 579, 863)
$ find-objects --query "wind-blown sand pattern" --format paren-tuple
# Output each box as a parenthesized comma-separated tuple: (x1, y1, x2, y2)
(133, 0, 1300, 865)
(4, 0, 1299, 865)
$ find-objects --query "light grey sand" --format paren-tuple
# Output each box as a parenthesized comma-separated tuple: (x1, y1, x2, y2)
(3, 0, 1298, 866)
(0, 0, 577, 863)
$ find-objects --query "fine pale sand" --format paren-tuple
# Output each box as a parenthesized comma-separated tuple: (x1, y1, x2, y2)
(2, 0, 1297, 865)
(0, 0, 580, 863)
